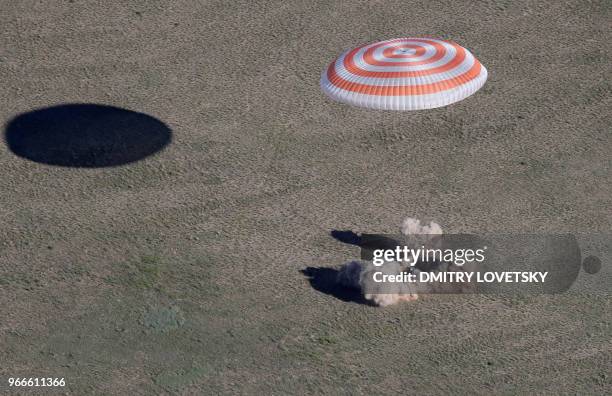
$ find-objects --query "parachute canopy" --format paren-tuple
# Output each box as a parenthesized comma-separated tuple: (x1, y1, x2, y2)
(320, 38, 488, 110)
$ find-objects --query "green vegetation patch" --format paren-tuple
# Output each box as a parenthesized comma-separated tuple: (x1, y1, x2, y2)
(143, 305, 185, 333)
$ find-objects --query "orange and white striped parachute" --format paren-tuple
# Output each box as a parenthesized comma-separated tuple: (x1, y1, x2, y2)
(320, 38, 487, 110)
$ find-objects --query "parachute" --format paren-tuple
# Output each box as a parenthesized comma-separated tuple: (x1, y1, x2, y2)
(320, 38, 488, 110)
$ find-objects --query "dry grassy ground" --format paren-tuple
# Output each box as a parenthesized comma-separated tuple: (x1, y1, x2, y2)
(0, 1, 610, 394)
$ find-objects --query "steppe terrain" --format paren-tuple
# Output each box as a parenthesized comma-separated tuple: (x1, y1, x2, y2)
(1, 1, 610, 394)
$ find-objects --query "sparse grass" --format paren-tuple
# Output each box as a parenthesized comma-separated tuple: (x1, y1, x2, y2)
(153, 365, 211, 392)
(143, 305, 185, 333)
(315, 334, 339, 345)
(0, 272, 42, 290)
(105, 254, 164, 290)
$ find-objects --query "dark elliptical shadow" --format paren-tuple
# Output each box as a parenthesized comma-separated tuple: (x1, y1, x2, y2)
(301, 267, 371, 305)
(330, 230, 403, 260)
(330, 230, 362, 246)
(4, 104, 172, 167)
